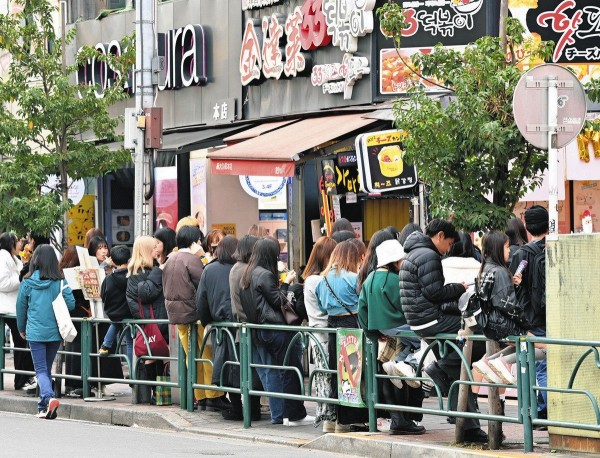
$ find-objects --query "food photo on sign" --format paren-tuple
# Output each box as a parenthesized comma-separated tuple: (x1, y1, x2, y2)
(355, 130, 418, 194)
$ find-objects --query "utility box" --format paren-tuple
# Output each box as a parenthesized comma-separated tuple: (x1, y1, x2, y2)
(547, 234, 600, 453)
(144, 107, 163, 149)
(123, 108, 138, 149)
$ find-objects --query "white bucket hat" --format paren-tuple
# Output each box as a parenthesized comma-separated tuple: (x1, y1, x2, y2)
(376, 239, 404, 268)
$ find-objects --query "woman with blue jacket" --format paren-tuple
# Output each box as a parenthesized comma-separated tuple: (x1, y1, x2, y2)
(16, 245, 75, 419)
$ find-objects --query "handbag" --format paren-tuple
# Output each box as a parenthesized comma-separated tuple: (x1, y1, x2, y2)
(322, 276, 359, 327)
(52, 280, 77, 343)
(155, 364, 171, 406)
(134, 298, 170, 358)
(280, 291, 302, 325)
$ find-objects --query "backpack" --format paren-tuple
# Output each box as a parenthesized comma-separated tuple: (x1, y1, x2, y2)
(521, 242, 546, 313)
(460, 272, 494, 332)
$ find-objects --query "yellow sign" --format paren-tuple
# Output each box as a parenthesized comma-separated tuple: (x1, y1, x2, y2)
(67, 194, 95, 246)
(211, 223, 237, 237)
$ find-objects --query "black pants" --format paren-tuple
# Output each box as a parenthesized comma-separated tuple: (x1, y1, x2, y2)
(5, 318, 35, 389)
(378, 361, 424, 425)
(328, 314, 369, 426)
(415, 313, 483, 431)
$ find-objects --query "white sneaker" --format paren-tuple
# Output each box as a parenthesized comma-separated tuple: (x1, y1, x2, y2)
(488, 356, 517, 385)
(22, 377, 37, 391)
(392, 361, 421, 389)
(285, 415, 316, 426)
(420, 370, 435, 392)
(37, 409, 48, 419)
(473, 358, 503, 384)
(322, 419, 336, 433)
(382, 361, 403, 389)
(377, 417, 391, 432)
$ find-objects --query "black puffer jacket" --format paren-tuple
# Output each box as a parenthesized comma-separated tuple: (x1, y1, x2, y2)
(239, 266, 288, 325)
(399, 232, 465, 327)
(126, 267, 168, 339)
(101, 268, 132, 321)
(476, 261, 529, 340)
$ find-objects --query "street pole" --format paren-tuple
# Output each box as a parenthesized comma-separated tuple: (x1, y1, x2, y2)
(547, 76, 559, 241)
(134, 0, 155, 238)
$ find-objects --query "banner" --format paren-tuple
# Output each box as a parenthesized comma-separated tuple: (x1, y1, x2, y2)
(336, 328, 365, 407)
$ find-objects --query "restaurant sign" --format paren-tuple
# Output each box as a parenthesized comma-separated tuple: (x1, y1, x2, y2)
(355, 130, 417, 193)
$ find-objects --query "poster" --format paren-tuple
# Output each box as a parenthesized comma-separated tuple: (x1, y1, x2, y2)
(355, 130, 418, 193)
(79, 268, 102, 300)
(211, 223, 237, 237)
(67, 194, 95, 246)
(336, 328, 365, 407)
(573, 181, 600, 233)
(111, 209, 134, 244)
(190, 153, 208, 235)
(154, 166, 178, 231)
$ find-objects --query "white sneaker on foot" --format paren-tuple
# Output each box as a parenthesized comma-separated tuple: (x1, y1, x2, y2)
(473, 358, 503, 384)
(392, 361, 421, 389)
(286, 415, 315, 426)
(488, 356, 517, 385)
(382, 361, 403, 389)
(22, 377, 37, 391)
(37, 409, 48, 419)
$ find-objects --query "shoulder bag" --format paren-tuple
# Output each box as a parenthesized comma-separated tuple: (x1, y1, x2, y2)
(134, 298, 170, 358)
(279, 291, 302, 325)
(52, 280, 77, 342)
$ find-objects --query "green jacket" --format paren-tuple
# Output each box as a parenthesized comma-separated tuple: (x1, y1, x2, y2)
(358, 269, 406, 336)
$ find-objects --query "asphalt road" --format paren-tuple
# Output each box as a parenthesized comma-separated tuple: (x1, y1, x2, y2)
(0, 411, 343, 458)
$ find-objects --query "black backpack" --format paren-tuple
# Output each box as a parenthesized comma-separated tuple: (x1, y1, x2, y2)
(521, 242, 546, 313)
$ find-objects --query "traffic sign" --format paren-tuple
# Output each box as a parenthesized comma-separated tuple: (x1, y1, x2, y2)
(513, 64, 586, 149)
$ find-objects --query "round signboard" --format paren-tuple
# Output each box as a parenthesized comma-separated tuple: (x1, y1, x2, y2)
(513, 64, 587, 150)
(41, 175, 86, 205)
(239, 175, 287, 199)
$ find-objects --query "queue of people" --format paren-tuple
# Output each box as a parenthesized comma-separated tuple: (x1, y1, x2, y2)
(2, 209, 547, 437)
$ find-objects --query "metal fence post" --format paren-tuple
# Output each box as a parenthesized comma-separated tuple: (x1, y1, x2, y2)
(187, 324, 197, 412)
(81, 319, 92, 398)
(0, 316, 5, 391)
(179, 336, 187, 410)
(241, 324, 251, 429)
(365, 337, 378, 432)
(518, 336, 534, 452)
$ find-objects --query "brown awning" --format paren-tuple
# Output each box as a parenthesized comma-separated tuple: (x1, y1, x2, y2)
(223, 119, 299, 143)
(207, 113, 378, 165)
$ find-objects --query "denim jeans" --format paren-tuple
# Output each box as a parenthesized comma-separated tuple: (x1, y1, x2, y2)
(29, 340, 61, 411)
(255, 329, 307, 422)
(530, 327, 547, 412)
(102, 323, 134, 367)
(381, 323, 421, 365)
(252, 339, 285, 423)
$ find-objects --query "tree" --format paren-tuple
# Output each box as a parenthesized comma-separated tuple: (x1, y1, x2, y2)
(0, 0, 134, 246)
(377, 3, 555, 231)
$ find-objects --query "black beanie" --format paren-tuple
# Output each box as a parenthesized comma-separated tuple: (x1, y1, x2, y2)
(524, 205, 548, 227)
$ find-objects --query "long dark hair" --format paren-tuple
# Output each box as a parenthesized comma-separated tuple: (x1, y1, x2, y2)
(447, 231, 475, 258)
(0, 232, 17, 253)
(27, 244, 63, 280)
(357, 230, 394, 291)
(216, 235, 238, 265)
(478, 231, 510, 282)
(240, 237, 280, 289)
(234, 235, 259, 264)
(505, 217, 527, 246)
(154, 227, 176, 259)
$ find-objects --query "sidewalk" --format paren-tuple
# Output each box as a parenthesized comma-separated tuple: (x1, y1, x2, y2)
(0, 357, 574, 458)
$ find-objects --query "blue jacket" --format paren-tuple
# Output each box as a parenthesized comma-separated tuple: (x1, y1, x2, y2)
(16, 271, 76, 342)
(315, 269, 359, 316)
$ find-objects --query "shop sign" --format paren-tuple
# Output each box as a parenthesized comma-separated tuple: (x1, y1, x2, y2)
(311, 53, 370, 99)
(323, 0, 376, 53)
(322, 160, 337, 195)
(239, 175, 287, 198)
(242, 0, 284, 10)
(240, 8, 308, 85)
(211, 159, 295, 177)
(335, 164, 360, 193)
(211, 223, 237, 237)
(77, 24, 207, 98)
(206, 98, 236, 125)
(300, 0, 332, 50)
(355, 129, 418, 193)
(509, 0, 600, 71)
(336, 151, 357, 167)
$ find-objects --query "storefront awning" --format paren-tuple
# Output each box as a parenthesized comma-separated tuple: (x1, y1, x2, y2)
(160, 124, 250, 152)
(208, 113, 379, 176)
(223, 119, 299, 143)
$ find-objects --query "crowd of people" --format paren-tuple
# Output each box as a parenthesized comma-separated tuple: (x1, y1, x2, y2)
(1, 208, 548, 439)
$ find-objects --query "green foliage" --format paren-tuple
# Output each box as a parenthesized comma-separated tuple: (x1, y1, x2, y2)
(0, 0, 134, 240)
(379, 3, 556, 231)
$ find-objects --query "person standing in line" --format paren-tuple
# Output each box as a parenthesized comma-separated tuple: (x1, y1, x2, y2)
(239, 237, 313, 426)
(153, 227, 177, 266)
(505, 218, 528, 265)
(302, 236, 337, 432)
(196, 235, 239, 413)
(316, 241, 369, 433)
(0, 232, 35, 391)
(399, 219, 488, 444)
(88, 236, 111, 275)
(16, 245, 75, 418)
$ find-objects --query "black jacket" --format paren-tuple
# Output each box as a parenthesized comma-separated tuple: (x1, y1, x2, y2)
(239, 266, 288, 325)
(101, 268, 132, 322)
(126, 267, 168, 339)
(399, 232, 465, 327)
(196, 261, 235, 326)
(509, 238, 545, 329)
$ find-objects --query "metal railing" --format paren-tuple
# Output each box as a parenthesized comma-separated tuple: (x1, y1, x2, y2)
(3, 313, 600, 452)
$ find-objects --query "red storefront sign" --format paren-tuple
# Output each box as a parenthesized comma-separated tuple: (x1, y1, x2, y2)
(210, 159, 295, 177)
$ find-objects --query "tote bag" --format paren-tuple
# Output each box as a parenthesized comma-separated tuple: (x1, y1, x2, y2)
(134, 298, 170, 358)
(52, 280, 77, 343)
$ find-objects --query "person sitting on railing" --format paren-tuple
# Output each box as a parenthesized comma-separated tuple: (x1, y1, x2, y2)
(302, 235, 337, 432)
(358, 238, 426, 435)
(197, 235, 241, 417)
(316, 240, 369, 434)
(399, 219, 488, 444)
(239, 236, 314, 426)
